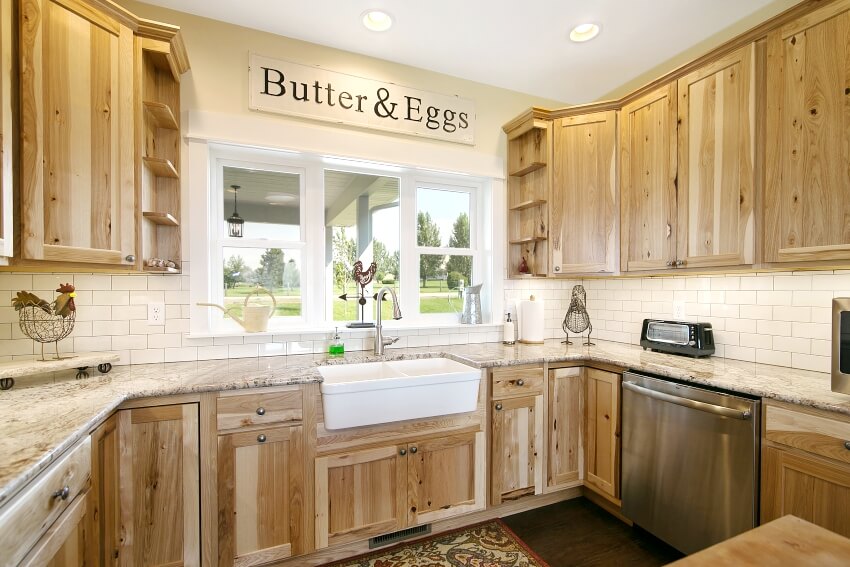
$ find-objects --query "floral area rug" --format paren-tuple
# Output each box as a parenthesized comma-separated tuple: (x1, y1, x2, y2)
(323, 520, 550, 567)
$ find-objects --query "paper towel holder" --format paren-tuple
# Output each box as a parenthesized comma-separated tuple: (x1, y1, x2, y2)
(518, 295, 545, 345)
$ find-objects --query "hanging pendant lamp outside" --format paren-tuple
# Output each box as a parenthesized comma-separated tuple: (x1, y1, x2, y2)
(228, 184, 244, 238)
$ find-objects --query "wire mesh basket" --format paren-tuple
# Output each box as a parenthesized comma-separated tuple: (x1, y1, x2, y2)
(18, 303, 76, 360)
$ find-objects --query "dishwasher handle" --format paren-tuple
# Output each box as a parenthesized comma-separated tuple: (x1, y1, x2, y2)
(623, 380, 752, 420)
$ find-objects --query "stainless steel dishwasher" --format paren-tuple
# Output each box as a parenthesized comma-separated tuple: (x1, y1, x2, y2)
(621, 371, 760, 555)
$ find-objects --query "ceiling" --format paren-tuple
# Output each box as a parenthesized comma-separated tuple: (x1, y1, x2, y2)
(142, 0, 801, 103)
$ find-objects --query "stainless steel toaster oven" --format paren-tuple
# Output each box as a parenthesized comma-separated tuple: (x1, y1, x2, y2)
(832, 298, 850, 394)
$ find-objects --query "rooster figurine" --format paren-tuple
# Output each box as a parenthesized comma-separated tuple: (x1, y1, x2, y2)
(53, 283, 76, 318)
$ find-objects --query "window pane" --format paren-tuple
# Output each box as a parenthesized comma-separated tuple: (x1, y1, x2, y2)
(223, 166, 300, 240)
(223, 247, 302, 318)
(416, 187, 470, 248)
(325, 170, 400, 323)
(419, 254, 472, 314)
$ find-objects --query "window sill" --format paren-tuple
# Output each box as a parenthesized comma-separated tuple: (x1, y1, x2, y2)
(188, 321, 502, 340)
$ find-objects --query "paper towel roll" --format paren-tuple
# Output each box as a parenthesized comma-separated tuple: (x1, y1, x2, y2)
(518, 295, 544, 344)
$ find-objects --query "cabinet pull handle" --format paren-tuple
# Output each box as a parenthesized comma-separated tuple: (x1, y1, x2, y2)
(125, 255, 136, 263)
(495, 403, 503, 411)
(410, 446, 418, 454)
(256, 407, 266, 416)
(257, 434, 267, 443)
(845, 441, 850, 451)
(400, 448, 407, 456)
(52, 486, 70, 501)
(517, 379, 524, 386)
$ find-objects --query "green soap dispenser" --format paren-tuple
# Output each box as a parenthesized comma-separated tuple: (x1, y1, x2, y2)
(329, 327, 345, 356)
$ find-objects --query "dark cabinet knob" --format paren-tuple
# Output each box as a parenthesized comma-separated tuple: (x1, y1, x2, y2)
(495, 403, 503, 411)
(517, 379, 525, 386)
(125, 255, 136, 262)
(844, 441, 850, 451)
(256, 407, 266, 416)
(52, 486, 70, 501)
(257, 434, 267, 443)
(400, 448, 407, 456)
(410, 446, 418, 454)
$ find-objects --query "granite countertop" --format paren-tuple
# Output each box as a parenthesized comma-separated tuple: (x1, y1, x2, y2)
(2, 339, 849, 509)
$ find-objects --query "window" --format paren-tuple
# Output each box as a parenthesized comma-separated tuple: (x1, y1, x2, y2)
(200, 144, 491, 333)
(415, 183, 477, 316)
(208, 147, 307, 332)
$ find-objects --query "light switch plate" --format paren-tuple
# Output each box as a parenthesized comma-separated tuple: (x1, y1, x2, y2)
(148, 302, 165, 325)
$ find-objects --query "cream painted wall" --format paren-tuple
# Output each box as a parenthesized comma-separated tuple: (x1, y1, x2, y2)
(119, 0, 567, 159)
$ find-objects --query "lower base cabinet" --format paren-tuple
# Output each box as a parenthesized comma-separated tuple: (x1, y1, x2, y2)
(217, 424, 306, 565)
(20, 492, 89, 567)
(761, 446, 850, 537)
(116, 404, 200, 566)
(584, 368, 621, 502)
(491, 395, 543, 504)
(314, 431, 485, 549)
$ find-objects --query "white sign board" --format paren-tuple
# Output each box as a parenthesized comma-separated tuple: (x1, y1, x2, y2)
(249, 53, 475, 145)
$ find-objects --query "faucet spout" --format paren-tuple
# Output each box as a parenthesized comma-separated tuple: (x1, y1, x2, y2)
(375, 286, 402, 355)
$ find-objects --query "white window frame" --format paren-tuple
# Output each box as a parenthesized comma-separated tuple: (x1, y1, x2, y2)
(187, 110, 505, 337)
(207, 145, 310, 333)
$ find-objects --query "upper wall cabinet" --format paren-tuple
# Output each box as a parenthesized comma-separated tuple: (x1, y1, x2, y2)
(677, 44, 756, 269)
(619, 82, 678, 272)
(20, 0, 136, 266)
(0, 0, 13, 261)
(764, 0, 850, 264)
(551, 111, 617, 274)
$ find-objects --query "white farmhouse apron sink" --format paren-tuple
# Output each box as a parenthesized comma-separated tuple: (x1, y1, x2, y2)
(317, 358, 481, 430)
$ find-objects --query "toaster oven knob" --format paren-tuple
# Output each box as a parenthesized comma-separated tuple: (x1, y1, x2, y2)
(688, 340, 696, 346)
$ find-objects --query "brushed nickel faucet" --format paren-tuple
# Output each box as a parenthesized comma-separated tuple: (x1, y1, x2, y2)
(374, 286, 402, 355)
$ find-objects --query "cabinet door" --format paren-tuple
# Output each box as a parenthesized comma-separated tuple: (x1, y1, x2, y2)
(90, 414, 120, 566)
(218, 425, 305, 565)
(118, 404, 200, 566)
(407, 432, 485, 525)
(619, 82, 678, 272)
(314, 444, 407, 549)
(20, 492, 88, 567)
(677, 44, 755, 268)
(0, 0, 13, 259)
(585, 369, 621, 501)
(762, 446, 850, 537)
(20, 0, 135, 265)
(491, 395, 543, 505)
(547, 368, 583, 489)
(551, 111, 617, 274)
(764, 2, 850, 263)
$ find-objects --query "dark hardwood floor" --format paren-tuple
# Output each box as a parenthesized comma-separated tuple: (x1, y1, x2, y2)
(502, 497, 684, 567)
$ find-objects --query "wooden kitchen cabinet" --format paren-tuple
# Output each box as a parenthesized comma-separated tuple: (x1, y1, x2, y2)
(490, 366, 544, 505)
(314, 432, 485, 549)
(761, 447, 850, 537)
(0, 0, 13, 261)
(90, 414, 120, 566)
(619, 82, 678, 272)
(551, 111, 617, 274)
(19, 0, 136, 267)
(764, 0, 850, 264)
(584, 368, 621, 502)
(677, 43, 756, 269)
(19, 491, 89, 567)
(117, 403, 200, 566)
(547, 367, 583, 489)
(218, 424, 306, 565)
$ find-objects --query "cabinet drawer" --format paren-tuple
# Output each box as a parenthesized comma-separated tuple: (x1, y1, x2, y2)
(217, 388, 302, 430)
(765, 403, 850, 465)
(0, 437, 91, 567)
(492, 367, 544, 398)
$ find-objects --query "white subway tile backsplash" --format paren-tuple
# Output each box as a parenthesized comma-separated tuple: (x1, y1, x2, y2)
(111, 335, 148, 351)
(130, 349, 165, 364)
(791, 353, 830, 373)
(772, 336, 811, 354)
(757, 320, 792, 336)
(740, 333, 772, 349)
(756, 349, 791, 367)
(724, 346, 755, 362)
(791, 322, 831, 341)
(757, 291, 792, 306)
(739, 305, 773, 320)
(791, 290, 834, 308)
(92, 321, 130, 336)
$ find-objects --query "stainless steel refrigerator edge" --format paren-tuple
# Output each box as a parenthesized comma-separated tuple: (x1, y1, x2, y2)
(832, 297, 850, 394)
(621, 372, 760, 555)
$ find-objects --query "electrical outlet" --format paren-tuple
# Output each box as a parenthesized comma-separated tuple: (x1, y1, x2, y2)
(148, 302, 166, 325)
(673, 300, 686, 321)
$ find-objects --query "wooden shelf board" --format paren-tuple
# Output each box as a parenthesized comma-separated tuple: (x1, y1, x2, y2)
(143, 100, 178, 130)
(143, 266, 180, 274)
(143, 211, 179, 226)
(509, 237, 547, 244)
(509, 162, 546, 177)
(143, 156, 179, 179)
(509, 199, 547, 211)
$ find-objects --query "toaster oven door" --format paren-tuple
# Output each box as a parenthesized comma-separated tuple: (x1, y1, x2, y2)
(646, 322, 689, 345)
(833, 298, 850, 394)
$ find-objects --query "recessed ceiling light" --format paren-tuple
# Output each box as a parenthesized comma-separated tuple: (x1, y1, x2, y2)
(362, 10, 393, 32)
(570, 23, 600, 43)
(265, 193, 297, 204)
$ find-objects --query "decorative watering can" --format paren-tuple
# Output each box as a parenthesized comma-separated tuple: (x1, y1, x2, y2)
(460, 283, 483, 324)
(197, 286, 277, 332)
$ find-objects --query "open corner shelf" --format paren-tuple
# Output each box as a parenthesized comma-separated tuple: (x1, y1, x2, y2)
(143, 100, 178, 130)
(143, 211, 179, 226)
(509, 199, 547, 211)
(508, 162, 546, 177)
(144, 266, 180, 274)
(143, 156, 179, 179)
(509, 236, 547, 245)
